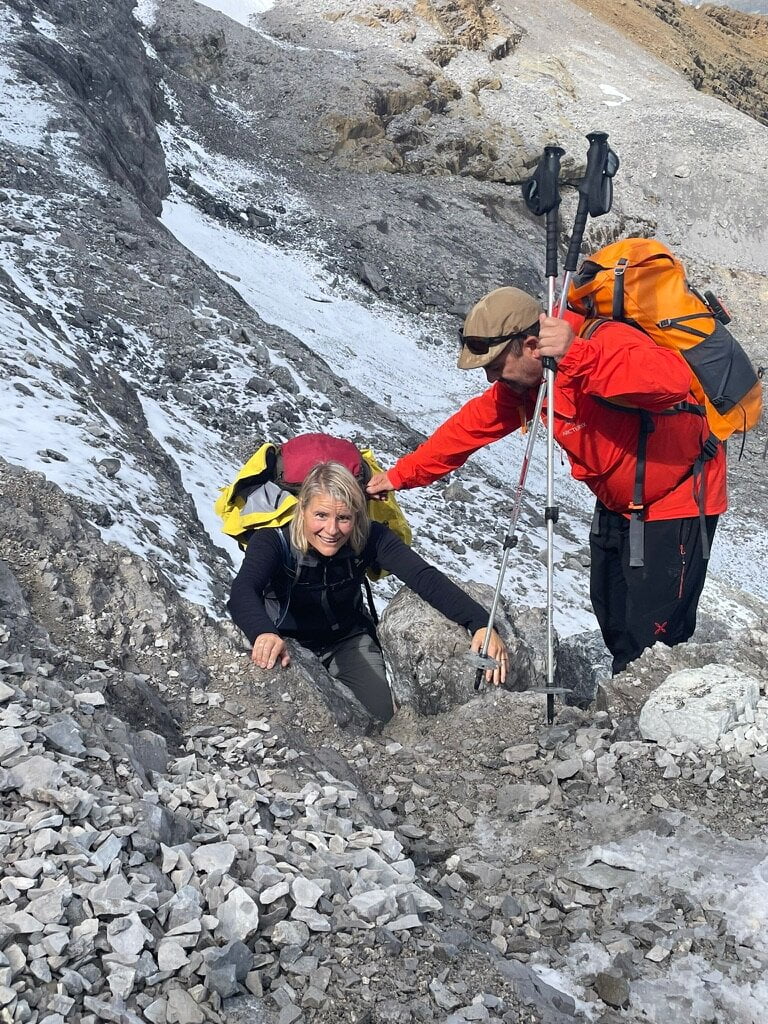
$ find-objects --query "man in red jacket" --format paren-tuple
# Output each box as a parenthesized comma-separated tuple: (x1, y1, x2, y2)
(367, 286, 726, 675)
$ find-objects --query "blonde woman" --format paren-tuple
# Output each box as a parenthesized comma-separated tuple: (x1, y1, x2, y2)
(228, 461, 507, 722)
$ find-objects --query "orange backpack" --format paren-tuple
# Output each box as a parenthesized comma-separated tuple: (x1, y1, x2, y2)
(568, 237, 762, 440)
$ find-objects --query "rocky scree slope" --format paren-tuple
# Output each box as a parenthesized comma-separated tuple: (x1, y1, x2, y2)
(146, 0, 768, 314)
(2, 462, 768, 1023)
(0, 458, 586, 1024)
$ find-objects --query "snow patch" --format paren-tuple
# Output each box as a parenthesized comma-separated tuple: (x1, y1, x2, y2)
(0, 11, 55, 150)
(193, 0, 275, 27)
(31, 14, 59, 41)
(599, 83, 631, 107)
(132, 0, 159, 29)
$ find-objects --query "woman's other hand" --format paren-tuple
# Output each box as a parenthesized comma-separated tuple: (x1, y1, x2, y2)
(251, 633, 291, 670)
(470, 627, 508, 686)
(366, 471, 395, 499)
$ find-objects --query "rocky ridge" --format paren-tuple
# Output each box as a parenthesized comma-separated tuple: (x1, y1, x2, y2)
(571, 0, 768, 126)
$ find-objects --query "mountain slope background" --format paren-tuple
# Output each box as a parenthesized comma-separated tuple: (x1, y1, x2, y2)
(0, 0, 767, 1021)
(575, 0, 768, 126)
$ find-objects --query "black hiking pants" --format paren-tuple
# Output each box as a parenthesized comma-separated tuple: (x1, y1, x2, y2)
(315, 629, 395, 723)
(589, 503, 718, 675)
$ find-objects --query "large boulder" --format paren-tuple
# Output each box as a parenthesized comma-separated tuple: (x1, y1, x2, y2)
(600, 627, 768, 717)
(638, 664, 762, 751)
(378, 579, 551, 715)
(250, 643, 376, 736)
(556, 629, 612, 709)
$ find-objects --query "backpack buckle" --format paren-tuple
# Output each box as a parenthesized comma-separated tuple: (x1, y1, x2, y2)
(702, 434, 720, 460)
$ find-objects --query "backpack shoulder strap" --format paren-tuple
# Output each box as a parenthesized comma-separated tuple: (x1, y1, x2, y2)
(362, 576, 379, 626)
(274, 524, 295, 571)
(271, 525, 298, 628)
(579, 317, 613, 341)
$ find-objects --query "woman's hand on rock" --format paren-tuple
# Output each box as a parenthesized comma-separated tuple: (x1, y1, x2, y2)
(251, 633, 291, 670)
(470, 627, 508, 686)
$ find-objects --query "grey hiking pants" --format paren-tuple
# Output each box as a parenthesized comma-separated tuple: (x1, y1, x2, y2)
(316, 629, 395, 723)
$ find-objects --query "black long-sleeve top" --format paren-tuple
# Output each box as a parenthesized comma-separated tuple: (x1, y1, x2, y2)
(228, 522, 489, 649)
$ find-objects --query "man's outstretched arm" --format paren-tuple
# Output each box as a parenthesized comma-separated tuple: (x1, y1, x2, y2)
(366, 385, 527, 495)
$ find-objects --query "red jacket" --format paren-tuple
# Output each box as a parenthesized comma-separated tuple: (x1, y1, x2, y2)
(390, 313, 727, 521)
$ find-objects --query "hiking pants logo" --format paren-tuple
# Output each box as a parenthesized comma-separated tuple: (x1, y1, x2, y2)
(654, 621, 668, 636)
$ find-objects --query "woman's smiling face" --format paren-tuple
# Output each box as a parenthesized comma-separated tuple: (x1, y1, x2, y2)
(303, 493, 355, 556)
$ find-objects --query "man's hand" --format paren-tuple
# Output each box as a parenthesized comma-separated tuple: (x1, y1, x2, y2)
(535, 313, 574, 363)
(251, 633, 291, 670)
(470, 627, 508, 686)
(366, 471, 395, 500)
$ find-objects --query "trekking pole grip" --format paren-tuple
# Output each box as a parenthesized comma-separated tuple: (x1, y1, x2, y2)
(563, 130, 619, 273)
(522, 145, 564, 219)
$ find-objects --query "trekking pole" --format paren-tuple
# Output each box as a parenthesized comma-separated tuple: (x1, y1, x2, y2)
(560, 131, 619, 302)
(525, 146, 566, 725)
(466, 379, 549, 690)
(540, 133, 617, 723)
(538, 132, 619, 723)
(467, 135, 619, 719)
(468, 146, 565, 698)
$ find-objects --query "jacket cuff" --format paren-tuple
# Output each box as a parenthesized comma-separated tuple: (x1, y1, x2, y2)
(388, 464, 407, 489)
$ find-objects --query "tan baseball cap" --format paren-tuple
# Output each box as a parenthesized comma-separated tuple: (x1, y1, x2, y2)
(457, 287, 542, 370)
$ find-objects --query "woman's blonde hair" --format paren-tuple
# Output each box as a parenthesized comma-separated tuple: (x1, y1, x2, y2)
(289, 461, 370, 555)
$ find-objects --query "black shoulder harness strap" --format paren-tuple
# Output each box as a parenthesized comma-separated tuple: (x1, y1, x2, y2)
(582, 320, 719, 566)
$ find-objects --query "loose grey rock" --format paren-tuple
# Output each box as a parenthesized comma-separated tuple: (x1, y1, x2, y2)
(97, 458, 122, 478)
(290, 875, 323, 908)
(595, 970, 630, 1008)
(106, 913, 153, 959)
(553, 757, 583, 781)
(157, 939, 189, 971)
(215, 887, 260, 942)
(6, 755, 65, 797)
(496, 783, 549, 814)
(639, 665, 762, 751)
(562, 862, 638, 891)
(271, 919, 310, 948)
(166, 989, 204, 1024)
(190, 841, 237, 874)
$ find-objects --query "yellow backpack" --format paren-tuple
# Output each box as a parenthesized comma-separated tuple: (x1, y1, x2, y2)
(214, 434, 412, 581)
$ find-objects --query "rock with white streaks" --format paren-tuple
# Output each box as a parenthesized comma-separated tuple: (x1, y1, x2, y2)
(639, 665, 762, 751)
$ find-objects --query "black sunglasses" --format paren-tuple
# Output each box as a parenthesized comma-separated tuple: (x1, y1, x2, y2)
(458, 320, 540, 354)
